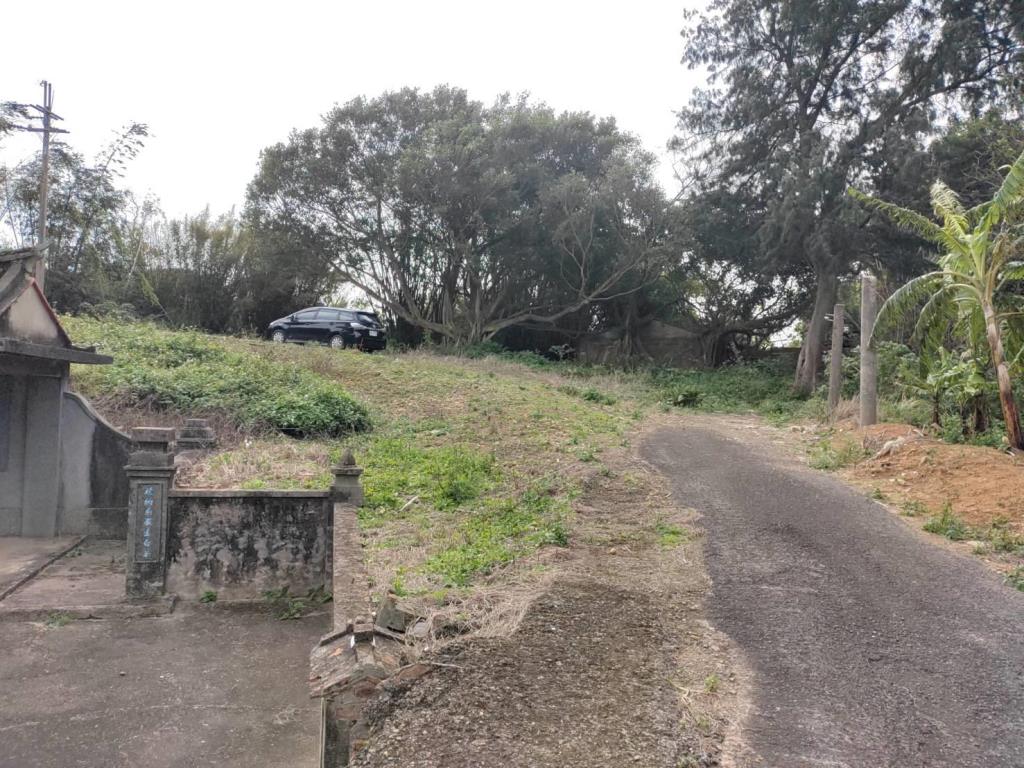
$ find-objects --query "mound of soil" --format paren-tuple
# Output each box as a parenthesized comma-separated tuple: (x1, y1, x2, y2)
(841, 422, 1024, 532)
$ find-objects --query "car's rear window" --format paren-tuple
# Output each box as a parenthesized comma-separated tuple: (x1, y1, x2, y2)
(357, 313, 379, 326)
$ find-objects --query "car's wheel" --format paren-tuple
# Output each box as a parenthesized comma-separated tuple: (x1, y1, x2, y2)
(271, 329, 286, 343)
(329, 334, 347, 349)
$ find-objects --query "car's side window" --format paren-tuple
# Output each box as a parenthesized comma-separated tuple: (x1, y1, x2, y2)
(294, 310, 318, 322)
(320, 310, 341, 322)
(339, 311, 357, 322)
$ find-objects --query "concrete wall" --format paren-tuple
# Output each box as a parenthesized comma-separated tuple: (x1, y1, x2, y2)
(166, 490, 332, 601)
(59, 392, 132, 538)
(0, 375, 27, 535)
(0, 371, 64, 536)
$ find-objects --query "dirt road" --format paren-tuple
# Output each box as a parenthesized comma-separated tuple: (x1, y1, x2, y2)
(642, 417, 1024, 767)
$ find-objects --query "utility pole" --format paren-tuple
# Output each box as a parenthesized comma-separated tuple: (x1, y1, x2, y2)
(859, 273, 878, 427)
(17, 81, 69, 295)
(827, 303, 845, 415)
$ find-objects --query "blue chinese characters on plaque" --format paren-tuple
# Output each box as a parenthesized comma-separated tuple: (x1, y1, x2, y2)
(134, 482, 162, 562)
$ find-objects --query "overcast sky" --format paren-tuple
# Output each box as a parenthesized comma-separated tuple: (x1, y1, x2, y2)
(3, 1, 704, 218)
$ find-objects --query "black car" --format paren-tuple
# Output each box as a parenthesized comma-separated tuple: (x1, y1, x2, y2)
(267, 307, 387, 351)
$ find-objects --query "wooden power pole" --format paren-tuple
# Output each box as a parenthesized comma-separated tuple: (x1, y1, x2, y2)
(18, 81, 68, 295)
(828, 303, 844, 415)
(859, 273, 878, 427)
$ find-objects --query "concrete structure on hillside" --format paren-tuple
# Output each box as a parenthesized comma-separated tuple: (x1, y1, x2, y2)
(0, 247, 130, 537)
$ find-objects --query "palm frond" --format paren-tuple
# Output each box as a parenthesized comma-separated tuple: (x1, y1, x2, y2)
(929, 181, 968, 236)
(848, 187, 966, 256)
(870, 271, 944, 348)
(1004, 312, 1024, 373)
(972, 147, 1024, 232)
(991, 147, 1024, 215)
(912, 285, 956, 355)
(999, 260, 1024, 288)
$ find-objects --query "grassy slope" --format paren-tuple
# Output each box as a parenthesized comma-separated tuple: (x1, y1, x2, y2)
(66, 317, 644, 597)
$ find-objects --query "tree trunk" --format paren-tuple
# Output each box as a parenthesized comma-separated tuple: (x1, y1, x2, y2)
(794, 271, 838, 395)
(982, 304, 1024, 450)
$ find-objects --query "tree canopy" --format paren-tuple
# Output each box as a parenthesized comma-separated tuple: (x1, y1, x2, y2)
(246, 86, 674, 345)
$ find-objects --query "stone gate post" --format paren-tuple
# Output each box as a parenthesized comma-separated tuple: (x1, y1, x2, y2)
(125, 427, 176, 599)
(311, 449, 406, 766)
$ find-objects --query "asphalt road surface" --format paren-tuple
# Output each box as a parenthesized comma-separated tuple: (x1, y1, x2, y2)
(642, 422, 1024, 768)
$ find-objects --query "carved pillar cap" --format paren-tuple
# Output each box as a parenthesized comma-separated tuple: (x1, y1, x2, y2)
(333, 448, 364, 477)
(131, 427, 175, 452)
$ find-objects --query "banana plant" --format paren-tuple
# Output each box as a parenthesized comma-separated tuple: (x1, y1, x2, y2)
(849, 148, 1024, 450)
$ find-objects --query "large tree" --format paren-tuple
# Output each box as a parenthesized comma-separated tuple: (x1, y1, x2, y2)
(677, 0, 1022, 393)
(247, 87, 672, 345)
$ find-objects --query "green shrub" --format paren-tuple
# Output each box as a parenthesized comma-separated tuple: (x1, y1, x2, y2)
(64, 317, 370, 436)
(667, 387, 704, 408)
(922, 503, 970, 541)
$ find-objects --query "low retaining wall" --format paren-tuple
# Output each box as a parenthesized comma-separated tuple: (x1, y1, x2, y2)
(166, 490, 332, 601)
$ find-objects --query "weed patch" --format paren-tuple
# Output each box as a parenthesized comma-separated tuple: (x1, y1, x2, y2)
(1005, 567, 1024, 592)
(808, 439, 864, 470)
(651, 360, 809, 417)
(555, 384, 618, 406)
(704, 674, 720, 693)
(655, 520, 688, 547)
(424, 484, 570, 586)
(362, 439, 497, 514)
(43, 611, 73, 629)
(922, 503, 970, 541)
(983, 519, 1024, 554)
(901, 500, 929, 517)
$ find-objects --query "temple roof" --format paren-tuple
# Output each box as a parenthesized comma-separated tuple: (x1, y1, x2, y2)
(0, 248, 112, 365)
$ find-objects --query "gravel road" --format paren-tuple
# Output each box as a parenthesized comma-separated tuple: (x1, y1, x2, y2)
(642, 421, 1024, 768)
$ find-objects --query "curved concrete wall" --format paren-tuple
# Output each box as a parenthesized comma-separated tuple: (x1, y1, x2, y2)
(59, 392, 131, 537)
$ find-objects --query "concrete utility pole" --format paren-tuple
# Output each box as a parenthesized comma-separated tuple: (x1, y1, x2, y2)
(828, 303, 845, 415)
(17, 81, 68, 295)
(859, 273, 878, 427)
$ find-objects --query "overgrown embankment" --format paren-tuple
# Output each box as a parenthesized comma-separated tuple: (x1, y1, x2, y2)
(65, 318, 645, 607)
